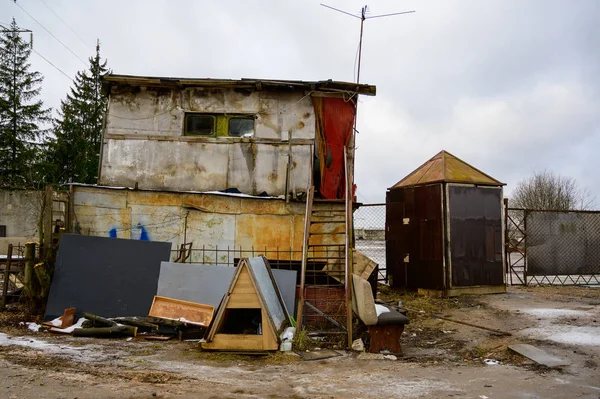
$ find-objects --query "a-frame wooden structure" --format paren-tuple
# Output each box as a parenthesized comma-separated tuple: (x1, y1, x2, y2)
(202, 256, 289, 351)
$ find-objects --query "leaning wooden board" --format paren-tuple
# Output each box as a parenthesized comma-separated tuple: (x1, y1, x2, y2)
(148, 295, 214, 326)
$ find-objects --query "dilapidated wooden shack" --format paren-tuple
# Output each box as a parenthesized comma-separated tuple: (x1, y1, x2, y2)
(386, 151, 506, 296)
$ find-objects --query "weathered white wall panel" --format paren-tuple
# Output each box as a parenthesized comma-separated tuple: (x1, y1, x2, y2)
(0, 190, 42, 238)
(100, 86, 315, 195)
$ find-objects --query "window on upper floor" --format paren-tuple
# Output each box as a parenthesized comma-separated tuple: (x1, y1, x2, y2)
(185, 114, 215, 136)
(184, 113, 255, 138)
(228, 117, 255, 138)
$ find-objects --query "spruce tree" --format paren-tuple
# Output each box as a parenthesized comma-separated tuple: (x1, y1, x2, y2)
(0, 19, 51, 187)
(48, 41, 108, 184)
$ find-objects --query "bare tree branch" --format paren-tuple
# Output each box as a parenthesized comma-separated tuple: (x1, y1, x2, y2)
(510, 169, 596, 210)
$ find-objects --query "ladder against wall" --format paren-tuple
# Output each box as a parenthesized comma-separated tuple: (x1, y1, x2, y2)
(297, 151, 353, 346)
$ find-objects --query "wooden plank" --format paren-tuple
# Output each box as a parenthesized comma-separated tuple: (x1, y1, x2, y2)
(297, 185, 314, 330)
(202, 334, 264, 351)
(261, 308, 279, 350)
(149, 295, 214, 326)
(227, 293, 261, 308)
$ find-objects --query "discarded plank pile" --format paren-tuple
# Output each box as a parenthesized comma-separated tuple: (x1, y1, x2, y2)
(42, 308, 208, 341)
(38, 235, 297, 348)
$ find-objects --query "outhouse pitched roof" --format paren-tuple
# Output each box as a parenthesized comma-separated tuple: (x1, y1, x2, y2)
(390, 150, 505, 189)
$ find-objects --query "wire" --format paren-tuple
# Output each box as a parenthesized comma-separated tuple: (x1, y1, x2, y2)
(31, 48, 73, 81)
(11, 0, 87, 66)
(320, 4, 361, 19)
(37, 0, 92, 49)
(366, 10, 416, 20)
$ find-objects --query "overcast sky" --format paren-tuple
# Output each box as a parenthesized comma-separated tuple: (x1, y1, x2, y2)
(2, 0, 599, 205)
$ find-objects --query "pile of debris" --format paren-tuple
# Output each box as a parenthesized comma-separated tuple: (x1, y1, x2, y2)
(39, 234, 297, 350)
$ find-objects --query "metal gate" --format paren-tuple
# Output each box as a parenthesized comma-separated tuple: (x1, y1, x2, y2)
(505, 204, 600, 286)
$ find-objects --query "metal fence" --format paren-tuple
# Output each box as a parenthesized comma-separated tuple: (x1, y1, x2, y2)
(354, 203, 387, 283)
(506, 207, 600, 286)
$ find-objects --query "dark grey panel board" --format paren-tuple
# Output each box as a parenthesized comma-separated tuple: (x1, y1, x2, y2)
(157, 262, 297, 317)
(271, 269, 297, 318)
(157, 262, 235, 309)
(44, 234, 172, 321)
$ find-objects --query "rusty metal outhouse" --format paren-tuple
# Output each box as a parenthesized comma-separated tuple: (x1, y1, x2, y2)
(386, 151, 506, 296)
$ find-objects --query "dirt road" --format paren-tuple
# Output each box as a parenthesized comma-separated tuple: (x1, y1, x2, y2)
(1, 286, 599, 399)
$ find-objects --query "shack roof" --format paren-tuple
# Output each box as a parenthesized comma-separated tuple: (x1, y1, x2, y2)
(102, 74, 376, 96)
(390, 150, 505, 189)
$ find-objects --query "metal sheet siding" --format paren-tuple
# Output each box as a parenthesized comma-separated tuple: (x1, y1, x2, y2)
(448, 185, 503, 287)
(386, 184, 445, 289)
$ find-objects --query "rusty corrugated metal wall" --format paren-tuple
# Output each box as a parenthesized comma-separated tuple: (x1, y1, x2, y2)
(386, 185, 445, 289)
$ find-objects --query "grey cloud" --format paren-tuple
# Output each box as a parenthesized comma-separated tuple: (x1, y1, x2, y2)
(1, 0, 598, 205)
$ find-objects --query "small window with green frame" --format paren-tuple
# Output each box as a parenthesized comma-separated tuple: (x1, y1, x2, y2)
(185, 114, 215, 136)
(228, 117, 255, 137)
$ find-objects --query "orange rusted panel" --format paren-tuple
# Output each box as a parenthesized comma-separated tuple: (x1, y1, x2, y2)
(127, 191, 182, 206)
(235, 214, 293, 252)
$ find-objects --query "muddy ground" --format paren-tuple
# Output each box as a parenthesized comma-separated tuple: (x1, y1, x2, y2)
(0, 285, 599, 399)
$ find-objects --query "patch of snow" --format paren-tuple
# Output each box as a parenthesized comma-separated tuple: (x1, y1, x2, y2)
(0, 332, 124, 362)
(520, 326, 600, 346)
(520, 308, 590, 318)
(53, 317, 88, 333)
(19, 322, 41, 332)
(375, 304, 390, 317)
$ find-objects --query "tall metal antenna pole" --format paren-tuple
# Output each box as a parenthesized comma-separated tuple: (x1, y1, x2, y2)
(321, 4, 415, 85)
(356, 6, 366, 85)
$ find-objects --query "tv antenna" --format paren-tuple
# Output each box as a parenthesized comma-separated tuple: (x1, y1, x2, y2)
(321, 4, 415, 84)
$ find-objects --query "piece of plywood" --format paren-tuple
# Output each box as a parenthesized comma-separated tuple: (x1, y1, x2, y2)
(44, 234, 171, 321)
(508, 344, 570, 367)
(202, 334, 264, 351)
(149, 296, 214, 326)
(261, 308, 279, 350)
(157, 262, 235, 309)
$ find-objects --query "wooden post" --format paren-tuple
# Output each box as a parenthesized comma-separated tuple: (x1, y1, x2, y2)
(42, 185, 54, 258)
(82, 312, 118, 327)
(73, 325, 137, 338)
(23, 242, 38, 299)
(33, 262, 52, 298)
(1, 244, 13, 309)
(297, 186, 314, 331)
(344, 147, 353, 348)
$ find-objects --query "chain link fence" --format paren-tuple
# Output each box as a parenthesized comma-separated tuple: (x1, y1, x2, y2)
(506, 208, 600, 286)
(526, 210, 600, 285)
(354, 204, 387, 283)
